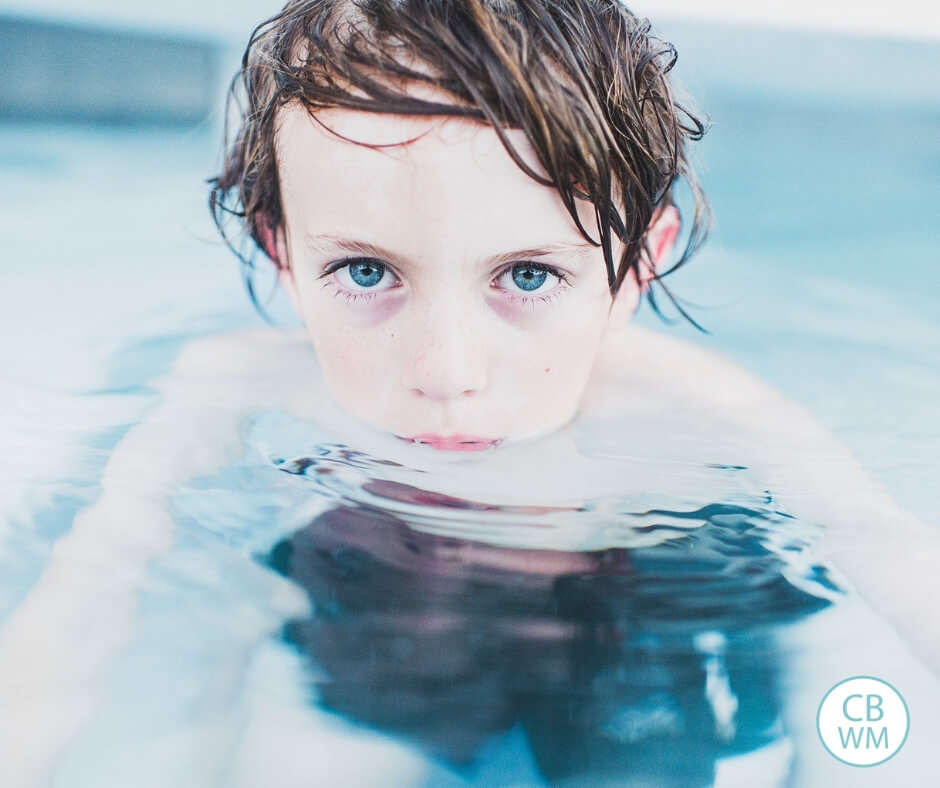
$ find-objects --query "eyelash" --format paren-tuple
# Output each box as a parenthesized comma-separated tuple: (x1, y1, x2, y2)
(318, 258, 391, 304)
(319, 257, 571, 306)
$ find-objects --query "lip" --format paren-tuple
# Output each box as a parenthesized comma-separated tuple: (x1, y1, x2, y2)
(399, 434, 502, 452)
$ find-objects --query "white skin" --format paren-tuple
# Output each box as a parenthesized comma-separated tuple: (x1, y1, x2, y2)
(4, 103, 940, 788)
(272, 103, 679, 449)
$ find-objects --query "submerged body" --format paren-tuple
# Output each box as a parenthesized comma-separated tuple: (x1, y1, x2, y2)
(1, 324, 939, 786)
(3, 1, 937, 783)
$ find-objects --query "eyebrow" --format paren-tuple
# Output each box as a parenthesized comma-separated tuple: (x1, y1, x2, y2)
(303, 232, 599, 269)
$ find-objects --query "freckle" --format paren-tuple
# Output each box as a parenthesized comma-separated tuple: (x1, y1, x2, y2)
(544, 368, 550, 373)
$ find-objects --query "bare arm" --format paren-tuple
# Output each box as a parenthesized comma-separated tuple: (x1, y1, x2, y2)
(0, 328, 314, 786)
(607, 325, 940, 674)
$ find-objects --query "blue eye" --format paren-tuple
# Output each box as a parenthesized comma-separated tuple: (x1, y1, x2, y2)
(348, 260, 385, 288)
(332, 258, 397, 292)
(510, 264, 549, 292)
(494, 262, 566, 302)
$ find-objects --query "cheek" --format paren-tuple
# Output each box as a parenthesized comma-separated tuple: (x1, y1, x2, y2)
(295, 283, 406, 387)
(518, 299, 610, 367)
(304, 314, 394, 399)
(536, 333, 602, 385)
(500, 304, 610, 405)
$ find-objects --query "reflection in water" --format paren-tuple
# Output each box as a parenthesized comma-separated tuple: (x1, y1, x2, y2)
(262, 463, 841, 786)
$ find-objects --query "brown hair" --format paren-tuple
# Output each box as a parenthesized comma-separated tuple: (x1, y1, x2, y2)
(209, 0, 710, 323)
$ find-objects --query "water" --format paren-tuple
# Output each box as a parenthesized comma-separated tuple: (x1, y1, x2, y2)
(254, 423, 837, 785)
(2, 27, 940, 788)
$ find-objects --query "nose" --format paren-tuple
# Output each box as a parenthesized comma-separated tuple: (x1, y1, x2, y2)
(403, 302, 487, 400)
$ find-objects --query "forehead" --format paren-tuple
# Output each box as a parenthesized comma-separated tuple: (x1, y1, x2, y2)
(273, 103, 597, 245)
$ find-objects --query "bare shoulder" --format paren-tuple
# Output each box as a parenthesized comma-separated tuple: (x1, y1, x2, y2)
(602, 325, 930, 530)
(98, 328, 321, 493)
(601, 325, 868, 466)
(600, 324, 802, 413)
(603, 325, 940, 672)
(145, 327, 321, 421)
(171, 327, 315, 386)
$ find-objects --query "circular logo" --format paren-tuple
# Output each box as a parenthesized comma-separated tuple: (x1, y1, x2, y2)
(817, 676, 909, 766)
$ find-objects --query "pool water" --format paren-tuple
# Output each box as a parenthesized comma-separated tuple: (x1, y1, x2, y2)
(1, 25, 939, 788)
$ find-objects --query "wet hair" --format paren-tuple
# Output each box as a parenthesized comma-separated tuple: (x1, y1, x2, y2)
(209, 0, 711, 324)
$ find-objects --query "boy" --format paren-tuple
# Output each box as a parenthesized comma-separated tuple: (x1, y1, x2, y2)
(2, 1, 939, 784)
(209, 0, 708, 451)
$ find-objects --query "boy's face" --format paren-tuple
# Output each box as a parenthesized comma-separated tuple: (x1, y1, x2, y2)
(275, 104, 672, 451)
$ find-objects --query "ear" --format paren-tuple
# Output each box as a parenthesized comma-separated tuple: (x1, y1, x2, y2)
(644, 203, 681, 279)
(275, 228, 305, 316)
(258, 221, 304, 316)
(608, 204, 681, 327)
